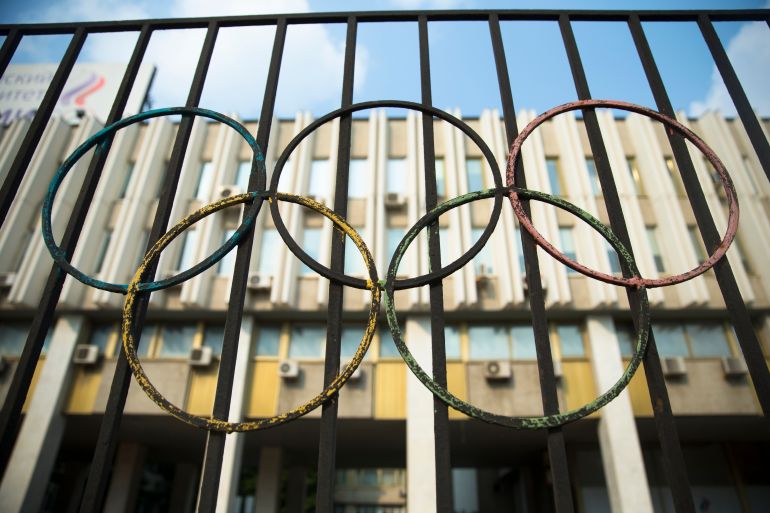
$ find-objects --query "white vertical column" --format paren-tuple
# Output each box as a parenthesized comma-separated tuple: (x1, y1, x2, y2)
(586, 316, 653, 513)
(316, 117, 339, 307)
(254, 446, 283, 513)
(405, 316, 437, 513)
(440, 115, 467, 306)
(0, 315, 84, 513)
(362, 111, 378, 308)
(0, 119, 29, 185)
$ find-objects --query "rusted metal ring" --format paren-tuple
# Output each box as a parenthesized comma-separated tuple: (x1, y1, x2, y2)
(383, 186, 650, 429)
(122, 191, 380, 432)
(506, 99, 739, 288)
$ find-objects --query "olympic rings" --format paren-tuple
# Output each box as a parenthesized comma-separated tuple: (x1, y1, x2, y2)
(42, 107, 267, 294)
(506, 99, 739, 288)
(268, 100, 504, 290)
(382, 186, 650, 429)
(41, 99, 737, 432)
(122, 191, 380, 432)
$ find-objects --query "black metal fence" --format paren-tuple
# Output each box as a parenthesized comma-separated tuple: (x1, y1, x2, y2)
(0, 8, 768, 513)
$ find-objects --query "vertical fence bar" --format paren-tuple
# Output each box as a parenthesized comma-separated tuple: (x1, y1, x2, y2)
(314, 16, 357, 513)
(0, 27, 85, 228)
(629, 16, 770, 415)
(698, 14, 770, 182)
(79, 22, 220, 513)
(195, 19, 287, 513)
(417, 15, 453, 513)
(558, 14, 697, 513)
(489, 14, 575, 513)
(0, 25, 123, 479)
(0, 29, 21, 81)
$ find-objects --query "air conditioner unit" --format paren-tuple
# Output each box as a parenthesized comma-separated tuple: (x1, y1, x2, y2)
(343, 361, 363, 381)
(72, 344, 100, 365)
(246, 272, 272, 291)
(278, 360, 300, 379)
(721, 356, 748, 378)
(552, 359, 563, 380)
(476, 264, 494, 281)
(484, 360, 511, 381)
(522, 277, 547, 298)
(216, 184, 244, 199)
(384, 192, 406, 208)
(0, 272, 15, 288)
(661, 356, 687, 378)
(189, 346, 213, 367)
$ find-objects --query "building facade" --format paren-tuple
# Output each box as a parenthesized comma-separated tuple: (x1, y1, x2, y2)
(0, 108, 768, 513)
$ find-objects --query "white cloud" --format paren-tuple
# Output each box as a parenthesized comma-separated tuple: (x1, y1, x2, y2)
(690, 21, 770, 117)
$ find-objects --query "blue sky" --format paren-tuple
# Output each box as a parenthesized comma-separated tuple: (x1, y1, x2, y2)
(1, 0, 768, 119)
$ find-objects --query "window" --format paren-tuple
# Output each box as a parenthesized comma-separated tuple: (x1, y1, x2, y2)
(556, 324, 585, 357)
(253, 326, 281, 357)
(89, 324, 114, 355)
(379, 327, 400, 359)
(300, 228, 321, 276)
(585, 157, 601, 195)
(654, 322, 732, 358)
(195, 161, 215, 200)
(626, 157, 644, 195)
(176, 229, 199, 271)
(646, 227, 665, 273)
(664, 157, 686, 196)
(157, 324, 196, 357)
(258, 229, 279, 276)
(344, 228, 367, 276)
(546, 157, 561, 196)
(217, 229, 236, 275)
(445, 325, 461, 359)
(468, 326, 509, 360)
(341, 326, 370, 360)
(202, 325, 224, 355)
(118, 162, 135, 198)
(511, 326, 537, 359)
(137, 323, 156, 357)
(471, 227, 494, 275)
(308, 159, 329, 197)
(386, 228, 404, 266)
(235, 160, 251, 190)
(604, 239, 621, 274)
(688, 226, 707, 261)
(514, 227, 526, 274)
(466, 158, 483, 191)
(386, 158, 406, 194)
(288, 325, 325, 358)
(558, 227, 577, 273)
(435, 158, 446, 197)
(0, 323, 27, 356)
(94, 229, 112, 274)
(615, 322, 636, 358)
(135, 230, 150, 268)
(348, 159, 369, 198)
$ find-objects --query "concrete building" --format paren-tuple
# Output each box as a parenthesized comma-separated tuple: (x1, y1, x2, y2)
(0, 107, 768, 513)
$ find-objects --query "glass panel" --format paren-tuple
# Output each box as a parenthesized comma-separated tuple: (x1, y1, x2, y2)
(386, 159, 406, 194)
(203, 325, 224, 355)
(435, 157, 445, 197)
(258, 229, 279, 275)
(654, 324, 689, 357)
(585, 157, 601, 195)
(348, 159, 369, 198)
(445, 325, 461, 359)
(687, 323, 731, 357)
(195, 161, 215, 200)
(546, 157, 561, 195)
(158, 324, 196, 357)
(386, 228, 403, 267)
(559, 227, 577, 273)
(288, 325, 325, 358)
(254, 326, 281, 357)
(604, 239, 621, 274)
(300, 228, 321, 276)
(688, 226, 707, 261)
(308, 159, 329, 196)
(94, 229, 112, 274)
(379, 327, 399, 359)
(471, 227, 494, 274)
(0, 323, 28, 356)
(466, 158, 483, 191)
(557, 324, 584, 357)
(341, 326, 364, 359)
(468, 326, 509, 360)
(646, 227, 665, 273)
(118, 162, 134, 199)
(452, 468, 479, 513)
(614, 322, 635, 358)
(511, 326, 537, 359)
(217, 229, 237, 275)
(235, 160, 251, 190)
(514, 227, 526, 274)
(89, 324, 113, 353)
(344, 228, 367, 276)
(626, 157, 644, 195)
(176, 229, 199, 271)
(138, 323, 156, 357)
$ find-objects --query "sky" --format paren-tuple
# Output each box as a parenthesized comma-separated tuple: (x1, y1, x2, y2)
(0, 0, 768, 119)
